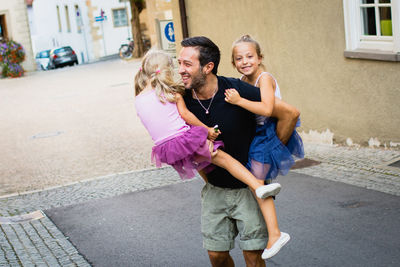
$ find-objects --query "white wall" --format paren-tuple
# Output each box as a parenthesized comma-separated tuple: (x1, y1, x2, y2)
(31, 0, 91, 63)
(30, 0, 133, 63)
(90, 0, 133, 57)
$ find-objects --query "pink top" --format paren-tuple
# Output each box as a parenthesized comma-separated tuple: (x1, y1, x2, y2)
(135, 90, 190, 145)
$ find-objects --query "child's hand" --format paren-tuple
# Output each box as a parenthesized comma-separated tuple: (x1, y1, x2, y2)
(224, 89, 241, 105)
(207, 125, 221, 141)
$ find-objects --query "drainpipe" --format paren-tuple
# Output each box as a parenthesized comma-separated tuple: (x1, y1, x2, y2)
(179, 0, 189, 38)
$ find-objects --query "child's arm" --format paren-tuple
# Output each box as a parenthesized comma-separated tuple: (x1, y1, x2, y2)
(176, 94, 220, 141)
(224, 74, 275, 117)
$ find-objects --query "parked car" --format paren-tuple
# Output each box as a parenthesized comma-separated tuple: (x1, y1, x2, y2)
(35, 49, 51, 70)
(49, 46, 78, 69)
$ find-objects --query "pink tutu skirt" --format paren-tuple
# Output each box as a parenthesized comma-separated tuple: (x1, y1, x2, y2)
(152, 126, 223, 179)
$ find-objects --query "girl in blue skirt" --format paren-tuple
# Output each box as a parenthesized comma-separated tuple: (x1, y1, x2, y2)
(226, 35, 304, 260)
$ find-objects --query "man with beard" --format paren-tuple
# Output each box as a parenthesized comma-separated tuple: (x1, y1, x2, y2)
(178, 36, 269, 267)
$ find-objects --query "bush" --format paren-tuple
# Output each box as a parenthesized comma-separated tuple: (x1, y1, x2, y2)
(0, 40, 26, 78)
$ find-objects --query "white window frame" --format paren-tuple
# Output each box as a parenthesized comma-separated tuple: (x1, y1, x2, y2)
(112, 8, 128, 27)
(343, 0, 400, 55)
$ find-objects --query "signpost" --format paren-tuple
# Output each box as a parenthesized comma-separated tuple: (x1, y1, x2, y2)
(95, 9, 107, 56)
(158, 20, 176, 53)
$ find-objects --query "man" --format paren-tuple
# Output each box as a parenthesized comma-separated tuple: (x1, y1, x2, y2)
(178, 36, 268, 267)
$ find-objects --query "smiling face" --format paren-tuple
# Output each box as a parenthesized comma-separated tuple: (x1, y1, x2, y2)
(232, 42, 262, 77)
(178, 46, 207, 90)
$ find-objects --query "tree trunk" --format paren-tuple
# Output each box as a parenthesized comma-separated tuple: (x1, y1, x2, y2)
(130, 1, 144, 58)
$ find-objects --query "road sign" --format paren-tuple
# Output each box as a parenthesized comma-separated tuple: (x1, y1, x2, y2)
(158, 20, 176, 52)
(95, 16, 104, 22)
(164, 22, 175, 42)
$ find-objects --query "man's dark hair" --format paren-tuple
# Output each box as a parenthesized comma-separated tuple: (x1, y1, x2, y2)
(181, 36, 220, 75)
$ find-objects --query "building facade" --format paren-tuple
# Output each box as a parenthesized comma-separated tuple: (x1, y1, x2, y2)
(0, 0, 36, 71)
(171, 0, 400, 148)
(28, 0, 141, 63)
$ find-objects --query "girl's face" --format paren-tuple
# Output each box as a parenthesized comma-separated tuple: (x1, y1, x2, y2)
(232, 42, 262, 76)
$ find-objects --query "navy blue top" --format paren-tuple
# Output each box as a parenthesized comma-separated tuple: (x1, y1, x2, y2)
(183, 76, 261, 188)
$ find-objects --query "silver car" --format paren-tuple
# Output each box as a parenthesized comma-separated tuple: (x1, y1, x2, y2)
(35, 50, 51, 70)
(49, 46, 78, 69)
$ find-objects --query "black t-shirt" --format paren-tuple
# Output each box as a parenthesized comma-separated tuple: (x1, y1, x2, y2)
(183, 76, 261, 188)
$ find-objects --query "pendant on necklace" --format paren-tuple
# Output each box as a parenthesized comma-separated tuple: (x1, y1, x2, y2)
(206, 111, 209, 114)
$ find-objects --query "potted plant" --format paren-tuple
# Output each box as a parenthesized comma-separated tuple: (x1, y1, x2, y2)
(0, 39, 25, 78)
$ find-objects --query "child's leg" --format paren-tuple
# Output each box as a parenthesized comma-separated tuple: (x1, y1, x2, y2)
(251, 183, 282, 249)
(250, 160, 270, 180)
(249, 164, 282, 250)
(210, 147, 263, 192)
(271, 98, 300, 145)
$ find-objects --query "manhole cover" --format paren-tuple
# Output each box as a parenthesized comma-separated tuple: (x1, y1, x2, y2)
(0, 210, 45, 225)
(388, 160, 400, 168)
(291, 158, 321, 169)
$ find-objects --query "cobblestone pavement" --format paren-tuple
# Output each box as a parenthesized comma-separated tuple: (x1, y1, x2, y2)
(1, 143, 400, 266)
(294, 143, 400, 196)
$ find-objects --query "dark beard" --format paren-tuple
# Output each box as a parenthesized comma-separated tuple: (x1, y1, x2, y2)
(189, 69, 207, 90)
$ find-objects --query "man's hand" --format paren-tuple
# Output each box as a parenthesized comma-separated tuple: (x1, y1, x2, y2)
(224, 88, 241, 105)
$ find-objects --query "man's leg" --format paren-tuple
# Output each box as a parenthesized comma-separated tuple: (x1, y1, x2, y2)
(243, 250, 266, 267)
(231, 187, 268, 265)
(208, 251, 234, 267)
(201, 183, 237, 264)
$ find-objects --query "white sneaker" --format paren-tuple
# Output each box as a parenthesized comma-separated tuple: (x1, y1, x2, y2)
(262, 232, 290, 259)
(255, 183, 281, 199)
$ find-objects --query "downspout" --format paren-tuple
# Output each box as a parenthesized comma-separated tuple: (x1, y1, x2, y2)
(178, 0, 189, 38)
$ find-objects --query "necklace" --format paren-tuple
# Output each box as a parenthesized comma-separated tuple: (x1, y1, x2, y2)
(192, 87, 218, 114)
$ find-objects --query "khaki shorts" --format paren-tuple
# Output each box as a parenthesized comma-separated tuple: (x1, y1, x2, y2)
(201, 183, 268, 251)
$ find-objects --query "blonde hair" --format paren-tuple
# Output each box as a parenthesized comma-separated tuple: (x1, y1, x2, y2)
(231, 34, 264, 69)
(134, 50, 184, 103)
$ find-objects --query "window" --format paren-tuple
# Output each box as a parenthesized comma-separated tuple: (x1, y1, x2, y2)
(343, 0, 400, 61)
(75, 5, 82, 33)
(57, 6, 62, 32)
(36, 50, 50, 58)
(65, 5, 71, 32)
(112, 8, 128, 27)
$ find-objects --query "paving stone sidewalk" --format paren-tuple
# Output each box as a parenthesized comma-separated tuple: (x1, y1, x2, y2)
(294, 143, 400, 196)
(1, 143, 399, 266)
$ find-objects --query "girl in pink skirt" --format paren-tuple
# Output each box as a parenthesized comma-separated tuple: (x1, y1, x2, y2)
(134, 50, 278, 200)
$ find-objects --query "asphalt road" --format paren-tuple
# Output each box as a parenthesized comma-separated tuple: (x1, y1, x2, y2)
(45, 172, 400, 267)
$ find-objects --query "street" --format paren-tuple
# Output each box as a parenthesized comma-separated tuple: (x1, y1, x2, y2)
(1, 59, 400, 266)
(45, 173, 400, 267)
(0, 59, 153, 196)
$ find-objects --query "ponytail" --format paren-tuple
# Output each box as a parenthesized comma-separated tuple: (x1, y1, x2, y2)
(134, 50, 184, 103)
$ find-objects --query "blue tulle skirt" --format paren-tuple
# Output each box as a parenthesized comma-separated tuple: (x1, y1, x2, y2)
(246, 118, 304, 181)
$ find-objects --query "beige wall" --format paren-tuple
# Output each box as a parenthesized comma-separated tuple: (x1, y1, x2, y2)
(0, 0, 35, 71)
(172, 0, 400, 147)
(145, 0, 173, 48)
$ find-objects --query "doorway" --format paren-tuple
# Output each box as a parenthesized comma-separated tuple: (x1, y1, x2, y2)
(0, 14, 8, 40)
